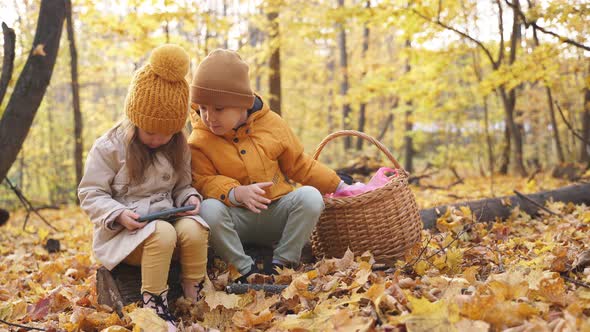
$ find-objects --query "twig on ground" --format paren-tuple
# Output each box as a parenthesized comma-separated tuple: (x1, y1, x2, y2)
(4, 178, 58, 231)
(562, 275, 590, 289)
(513, 190, 563, 217)
(0, 318, 46, 331)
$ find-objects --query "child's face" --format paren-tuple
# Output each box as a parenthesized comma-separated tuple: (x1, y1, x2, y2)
(137, 128, 173, 149)
(198, 104, 248, 136)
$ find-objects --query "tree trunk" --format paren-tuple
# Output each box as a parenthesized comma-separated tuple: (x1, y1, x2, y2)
(337, 0, 352, 150)
(248, 20, 263, 92)
(403, 40, 414, 173)
(327, 58, 336, 134)
(0, 0, 66, 181)
(499, 121, 510, 174)
(47, 98, 57, 205)
(222, 0, 229, 49)
(532, 26, 565, 163)
(403, 108, 414, 173)
(499, 86, 527, 176)
(0, 23, 16, 106)
(483, 97, 494, 175)
(580, 61, 590, 164)
(356, 0, 370, 150)
(470, 49, 495, 176)
(377, 97, 397, 142)
(502, 0, 527, 176)
(66, 0, 83, 199)
(546, 87, 564, 162)
(267, 3, 281, 115)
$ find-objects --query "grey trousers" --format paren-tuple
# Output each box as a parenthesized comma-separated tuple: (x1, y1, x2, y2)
(200, 186, 324, 274)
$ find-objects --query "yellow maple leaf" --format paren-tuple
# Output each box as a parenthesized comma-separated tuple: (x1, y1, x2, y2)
(463, 266, 479, 284)
(283, 272, 314, 300)
(538, 277, 569, 306)
(331, 308, 374, 331)
(436, 216, 463, 234)
(202, 278, 241, 310)
(446, 247, 463, 274)
(0, 303, 12, 320)
(232, 308, 273, 329)
(396, 297, 460, 332)
(38, 228, 50, 242)
(79, 312, 123, 331)
(363, 283, 386, 304)
(128, 308, 167, 332)
(414, 260, 429, 276)
(202, 307, 236, 331)
(9, 299, 27, 320)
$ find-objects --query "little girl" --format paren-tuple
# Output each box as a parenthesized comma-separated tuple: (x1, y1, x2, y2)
(78, 44, 208, 331)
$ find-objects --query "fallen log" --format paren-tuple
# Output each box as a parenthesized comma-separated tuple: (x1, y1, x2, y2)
(420, 182, 590, 229)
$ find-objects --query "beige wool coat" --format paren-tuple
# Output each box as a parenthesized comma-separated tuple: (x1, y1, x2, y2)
(78, 127, 207, 270)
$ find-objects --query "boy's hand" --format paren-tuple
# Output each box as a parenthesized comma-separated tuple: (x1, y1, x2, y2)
(177, 196, 201, 216)
(116, 209, 144, 231)
(234, 182, 273, 213)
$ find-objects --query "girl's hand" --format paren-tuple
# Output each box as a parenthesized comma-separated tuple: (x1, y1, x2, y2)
(116, 209, 144, 231)
(177, 195, 201, 216)
(234, 182, 273, 213)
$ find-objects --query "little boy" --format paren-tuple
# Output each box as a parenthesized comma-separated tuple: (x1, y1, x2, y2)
(188, 49, 346, 282)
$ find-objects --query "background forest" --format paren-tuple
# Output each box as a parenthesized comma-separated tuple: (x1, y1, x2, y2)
(0, 0, 589, 209)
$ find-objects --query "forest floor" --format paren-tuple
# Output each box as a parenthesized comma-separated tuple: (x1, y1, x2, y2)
(1, 172, 590, 331)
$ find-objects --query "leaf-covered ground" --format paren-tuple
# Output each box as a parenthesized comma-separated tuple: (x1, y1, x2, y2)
(1, 174, 590, 331)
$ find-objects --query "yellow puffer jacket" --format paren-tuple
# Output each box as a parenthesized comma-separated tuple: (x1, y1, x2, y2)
(187, 96, 341, 206)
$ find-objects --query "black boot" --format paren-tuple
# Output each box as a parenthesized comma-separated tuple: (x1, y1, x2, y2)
(142, 290, 177, 331)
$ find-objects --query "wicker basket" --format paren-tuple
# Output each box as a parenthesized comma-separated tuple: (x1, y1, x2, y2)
(311, 130, 422, 264)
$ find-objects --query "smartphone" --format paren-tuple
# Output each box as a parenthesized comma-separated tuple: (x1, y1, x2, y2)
(136, 205, 196, 222)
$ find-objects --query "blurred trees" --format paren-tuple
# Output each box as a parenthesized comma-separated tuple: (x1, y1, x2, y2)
(0, 0, 588, 207)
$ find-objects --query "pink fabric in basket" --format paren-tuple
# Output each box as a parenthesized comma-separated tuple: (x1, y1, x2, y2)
(326, 167, 399, 198)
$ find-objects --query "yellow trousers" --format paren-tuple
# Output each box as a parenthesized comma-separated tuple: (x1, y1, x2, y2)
(123, 218, 208, 293)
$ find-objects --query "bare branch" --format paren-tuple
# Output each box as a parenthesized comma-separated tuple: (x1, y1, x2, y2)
(495, 0, 505, 66)
(505, 0, 590, 51)
(410, 8, 498, 68)
(513, 190, 563, 217)
(0, 22, 16, 106)
(555, 101, 590, 147)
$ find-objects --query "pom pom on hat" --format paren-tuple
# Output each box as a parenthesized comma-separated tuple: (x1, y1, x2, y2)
(149, 44, 190, 82)
(124, 44, 190, 135)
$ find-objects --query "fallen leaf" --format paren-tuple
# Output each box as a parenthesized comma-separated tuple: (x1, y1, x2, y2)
(128, 308, 167, 332)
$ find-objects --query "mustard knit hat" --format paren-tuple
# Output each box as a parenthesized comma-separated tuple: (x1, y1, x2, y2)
(125, 44, 190, 135)
(190, 49, 254, 109)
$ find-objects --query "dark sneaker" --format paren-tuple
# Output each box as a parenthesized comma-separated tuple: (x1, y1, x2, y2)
(264, 262, 285, 276)
(235, 264, 260, 284)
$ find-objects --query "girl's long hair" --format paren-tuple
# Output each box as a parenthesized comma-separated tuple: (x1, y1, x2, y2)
(109, 119, 188, 185)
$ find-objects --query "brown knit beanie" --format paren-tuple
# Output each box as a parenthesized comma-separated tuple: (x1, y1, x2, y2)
(190, 49, 254, 109)
(124, 44, 190, 135)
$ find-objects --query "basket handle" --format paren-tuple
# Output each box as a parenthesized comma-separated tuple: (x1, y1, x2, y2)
(312, 130, 403, 170)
